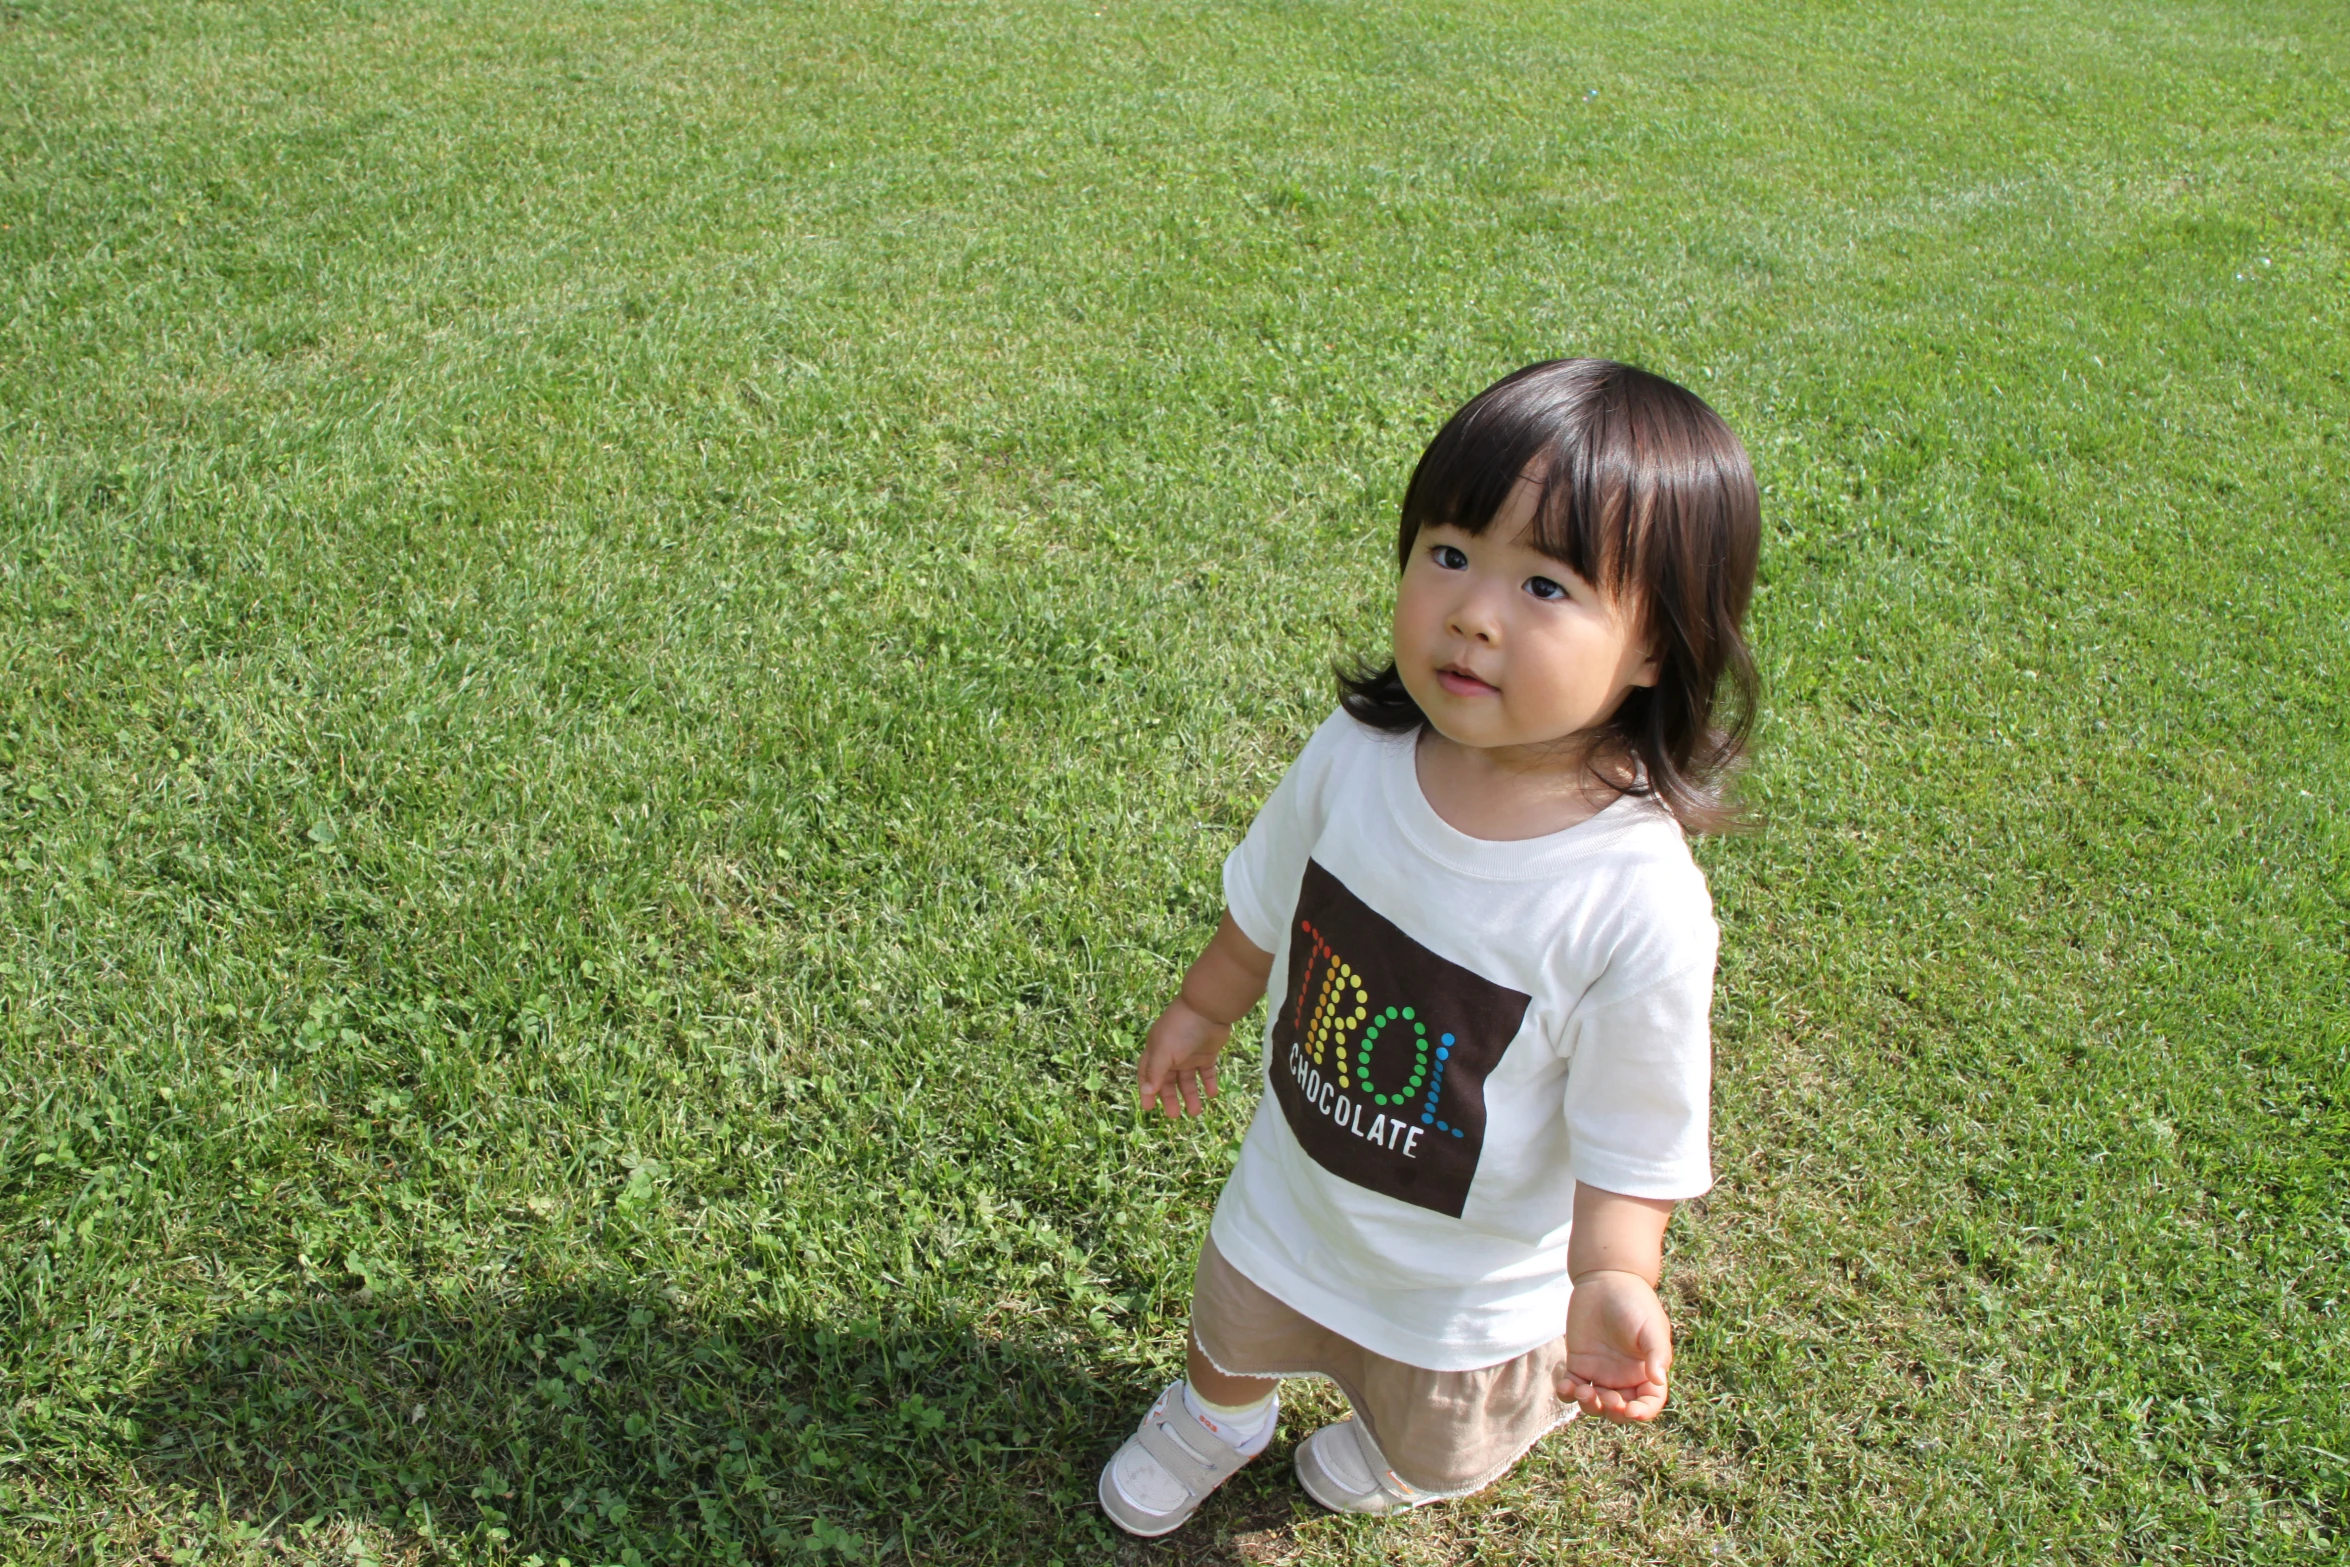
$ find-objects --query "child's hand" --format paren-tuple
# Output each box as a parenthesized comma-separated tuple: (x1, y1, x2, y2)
(1560, 1269, 1673, 1422)
(1135, 997, 1231, 1119)
(1135, 912, 1272, 1119)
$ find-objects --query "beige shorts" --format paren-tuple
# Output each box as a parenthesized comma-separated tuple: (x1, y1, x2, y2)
(1188, 1235, 1578, 1496)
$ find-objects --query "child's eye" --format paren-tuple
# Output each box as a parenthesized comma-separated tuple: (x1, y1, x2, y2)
(1430, 545, 1469, 570)
(1524, 575, 1568, 601)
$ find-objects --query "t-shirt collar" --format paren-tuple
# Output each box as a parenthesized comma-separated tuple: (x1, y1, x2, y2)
(1379, 725, 1659, 879)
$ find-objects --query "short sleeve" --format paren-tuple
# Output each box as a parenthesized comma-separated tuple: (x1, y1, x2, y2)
(1560, 959, 1717, 1200)
(1221, 710, 1360, 952)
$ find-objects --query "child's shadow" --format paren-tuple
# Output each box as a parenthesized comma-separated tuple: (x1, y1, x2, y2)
(125, 1281, 1321, 1564)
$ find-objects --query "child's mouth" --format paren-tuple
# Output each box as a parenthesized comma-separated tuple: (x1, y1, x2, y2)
(1435, 664, 1500, 697)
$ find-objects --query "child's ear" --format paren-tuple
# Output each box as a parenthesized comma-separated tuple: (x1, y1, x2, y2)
(1627, 637, 1664, 689)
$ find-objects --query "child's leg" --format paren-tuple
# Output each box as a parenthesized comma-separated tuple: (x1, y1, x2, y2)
(1186, 1331, 1280, 1412)
(1097, 1329, 1283, 1538)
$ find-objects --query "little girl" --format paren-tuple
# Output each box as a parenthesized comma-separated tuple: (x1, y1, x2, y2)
(1100, 358, 1761, 1531)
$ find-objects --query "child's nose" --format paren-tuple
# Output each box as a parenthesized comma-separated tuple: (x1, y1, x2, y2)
(1448, 588, 1505, 642)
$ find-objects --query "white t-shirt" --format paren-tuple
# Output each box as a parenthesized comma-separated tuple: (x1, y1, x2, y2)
(1208, 710, 1718, 1371)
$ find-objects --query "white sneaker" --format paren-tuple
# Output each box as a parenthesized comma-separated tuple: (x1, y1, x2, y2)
(1097, 1382, 1264, 1537)
(1294, 1415, 1436, 1514)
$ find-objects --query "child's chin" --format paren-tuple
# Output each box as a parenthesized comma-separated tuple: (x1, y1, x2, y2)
(1423, 710, 1511, 749)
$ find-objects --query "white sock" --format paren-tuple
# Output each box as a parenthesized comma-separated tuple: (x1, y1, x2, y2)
(1182, 1379, 1279, 1455)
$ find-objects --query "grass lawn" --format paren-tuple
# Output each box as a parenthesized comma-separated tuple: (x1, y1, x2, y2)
(3, 0, 2346, 1562)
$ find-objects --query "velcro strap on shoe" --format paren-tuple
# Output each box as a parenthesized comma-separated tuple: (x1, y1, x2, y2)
(1134, 1413, 1242, 1499)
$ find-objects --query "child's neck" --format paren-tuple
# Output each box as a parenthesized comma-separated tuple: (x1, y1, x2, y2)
(1413, 727, 1630, 842)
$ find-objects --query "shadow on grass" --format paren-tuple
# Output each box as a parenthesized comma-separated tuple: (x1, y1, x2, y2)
(119, 1280, 1320, 1565)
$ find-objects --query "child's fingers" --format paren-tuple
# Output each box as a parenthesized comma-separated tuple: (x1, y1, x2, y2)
(1561, 1372, 1667, 1423)
(1617, 1381, 1668, 1421)
(1595, 1381, 1666, 1423)
(1584, 1392, 1646, 1422)
(1140, 1069, 1184, 1119)
(1136, 1054, 1222, 1118)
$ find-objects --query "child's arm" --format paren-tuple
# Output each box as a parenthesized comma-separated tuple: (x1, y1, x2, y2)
(1135, 912, 1274, 1119)
(1561, 1183, 1677, 1422)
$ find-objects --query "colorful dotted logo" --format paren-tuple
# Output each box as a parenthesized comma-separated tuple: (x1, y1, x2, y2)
(1295, 918, 1465, 1139)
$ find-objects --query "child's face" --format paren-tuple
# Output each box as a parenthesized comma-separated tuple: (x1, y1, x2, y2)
(1392, 473, 1661, 759)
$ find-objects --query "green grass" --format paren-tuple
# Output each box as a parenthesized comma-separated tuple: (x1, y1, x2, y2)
(2, 0, 2345, 1562)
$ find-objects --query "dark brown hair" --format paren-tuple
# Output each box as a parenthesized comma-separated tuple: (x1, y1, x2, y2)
(1340, 358, 1761, 830)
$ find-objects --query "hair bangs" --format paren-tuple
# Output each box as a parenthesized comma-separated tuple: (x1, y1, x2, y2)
(1397, 358, 1637, 597)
